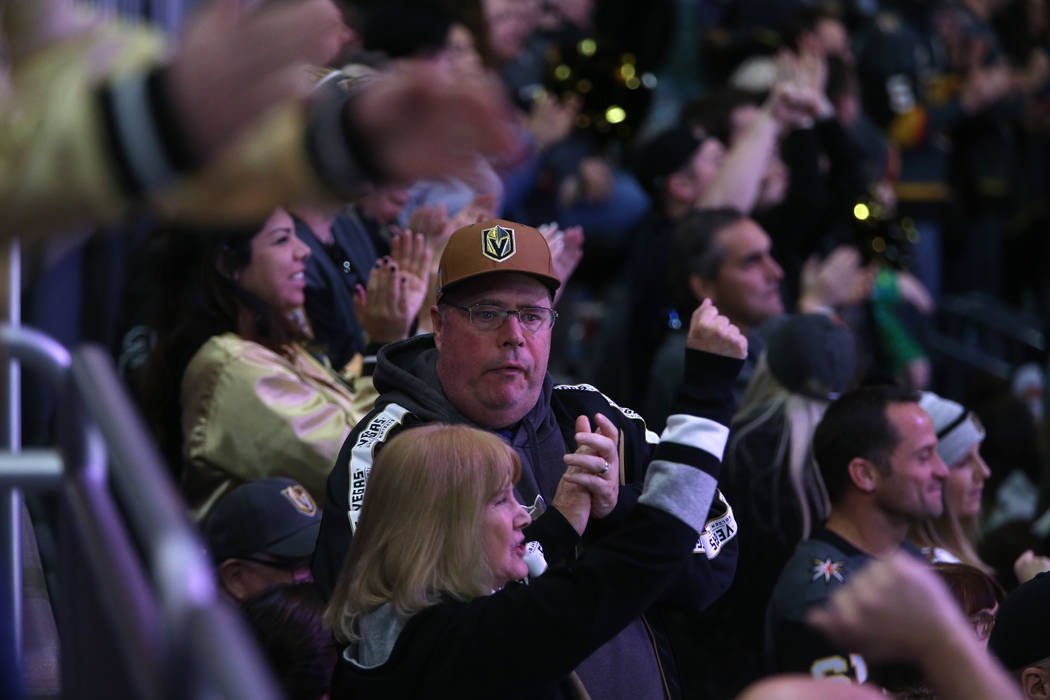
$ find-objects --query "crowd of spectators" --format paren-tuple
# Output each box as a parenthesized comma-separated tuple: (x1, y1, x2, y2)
(9, 0, 1050, 697)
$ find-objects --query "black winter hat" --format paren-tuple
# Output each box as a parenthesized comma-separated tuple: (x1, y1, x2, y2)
(765, 313, 857, 401)
(989, 571, 1050, 670)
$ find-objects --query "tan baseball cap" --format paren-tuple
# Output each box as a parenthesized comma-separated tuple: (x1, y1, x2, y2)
(436, 219, 561, 300)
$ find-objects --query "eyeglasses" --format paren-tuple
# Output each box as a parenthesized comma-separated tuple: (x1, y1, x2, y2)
(443, 302, 557, 333)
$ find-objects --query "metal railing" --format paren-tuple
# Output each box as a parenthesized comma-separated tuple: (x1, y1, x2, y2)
(0, 324, 281, 699)
(926, 291, 1047, 398)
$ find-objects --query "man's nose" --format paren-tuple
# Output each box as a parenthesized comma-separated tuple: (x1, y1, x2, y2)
(499, 313, 526, 344)
(934, 456, 949, 479)
(766, 256, 784, 280)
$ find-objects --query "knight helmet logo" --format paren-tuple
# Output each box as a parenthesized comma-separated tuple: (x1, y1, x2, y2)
(281, 484, 318, 516)
(482, 225, 516, 262)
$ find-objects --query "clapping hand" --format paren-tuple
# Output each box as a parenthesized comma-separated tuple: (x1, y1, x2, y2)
(553, 413, 621, 534)
(799, 245, 874, 311)
(538, 222, 584, 302)
(562, 414, 621, 519)
(354, 229, 430, 344)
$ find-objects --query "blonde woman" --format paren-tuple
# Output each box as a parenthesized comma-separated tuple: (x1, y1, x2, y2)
(913, 393, 1050, 588)
(691, 313, 857, 699)
(325, 413, 734, 699)
(909, 392, 993, 573)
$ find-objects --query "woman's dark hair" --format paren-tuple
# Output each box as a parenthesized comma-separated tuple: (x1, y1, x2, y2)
(135, 218, 306, 475)
(241, 583, 337, 700)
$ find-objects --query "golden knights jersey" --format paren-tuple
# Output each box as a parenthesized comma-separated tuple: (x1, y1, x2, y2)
(764, 527, 924, 684)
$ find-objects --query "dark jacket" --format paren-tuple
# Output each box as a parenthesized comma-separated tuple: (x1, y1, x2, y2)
(297, 210, 379, 371)
(331, 507, 701, 700)
(314, 334, 741, 699)
(683, 411, 818, 698)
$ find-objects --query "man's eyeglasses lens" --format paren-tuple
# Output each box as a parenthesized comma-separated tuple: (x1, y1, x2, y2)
(447, 303, 557, 332)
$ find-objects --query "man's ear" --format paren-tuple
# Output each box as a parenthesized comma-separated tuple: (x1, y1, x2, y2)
(431, 305, 444, 350)
(847, 457, 880, 494)
(1022, 666, 1050, 699)
(688, 273, 715, 306)
(218, 559, 251, 601)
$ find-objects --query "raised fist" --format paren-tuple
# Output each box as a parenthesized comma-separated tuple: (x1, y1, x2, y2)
(686, 298, 748, 359)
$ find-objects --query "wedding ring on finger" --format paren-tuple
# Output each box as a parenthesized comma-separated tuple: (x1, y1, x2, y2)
(599, 461, 610, 475)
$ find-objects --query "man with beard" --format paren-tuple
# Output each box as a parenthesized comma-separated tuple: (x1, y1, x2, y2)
(765, 385, 948, 682)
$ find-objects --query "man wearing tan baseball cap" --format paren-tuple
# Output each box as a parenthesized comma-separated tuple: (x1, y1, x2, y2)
(434, 218, 561, 300)
(315, 218, 747, 700)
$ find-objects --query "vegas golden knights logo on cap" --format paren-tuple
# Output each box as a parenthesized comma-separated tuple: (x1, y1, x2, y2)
(281, 484, 317, 516)
(482, 225, 516, 262)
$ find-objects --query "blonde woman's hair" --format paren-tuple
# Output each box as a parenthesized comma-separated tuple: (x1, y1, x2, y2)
(909, 495, 992, 574)
(324, 424, 521, 643)
(728, 355, 832, 540)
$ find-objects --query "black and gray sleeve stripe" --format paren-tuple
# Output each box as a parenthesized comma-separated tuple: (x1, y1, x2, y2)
(637, 414, 729, 534)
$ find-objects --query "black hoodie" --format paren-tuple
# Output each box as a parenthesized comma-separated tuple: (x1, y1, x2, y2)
(314, 334, 742, 699)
